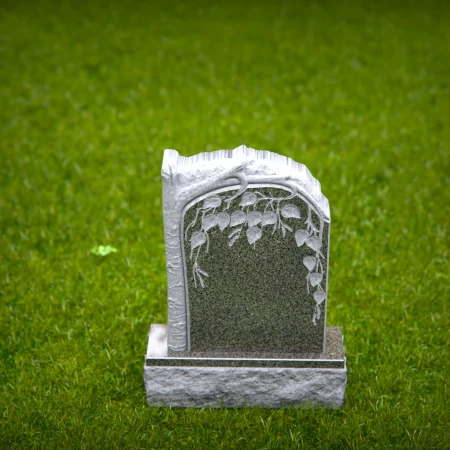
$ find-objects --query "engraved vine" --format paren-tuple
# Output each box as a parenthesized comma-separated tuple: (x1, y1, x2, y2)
(184, 188, 327, 325)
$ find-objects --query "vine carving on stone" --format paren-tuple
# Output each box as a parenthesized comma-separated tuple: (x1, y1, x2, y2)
(184, 186, 327, 326)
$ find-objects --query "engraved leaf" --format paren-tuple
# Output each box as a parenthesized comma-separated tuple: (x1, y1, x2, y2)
(203, 195, 221, 209)
(230, 211, 246, 227)
(303, 256, 317, 271)
(261, 211, 277, 226)
(310, 272, 323, 287)
(313, 304, 321, 323)
(191, 231, 206, 250)
(295, 229, 309, 247)
(229, 227, 241, 238)
(314, 291, 327, 305)
(228, 234, 240, 247)
(202, 213, 217, 231)
(246, 226, 262, 245)
(281, 204, 300, 219)
(239, 192, 257, 206)
(216, 212, 230, 231)
(196, 271, 205, 288)
(247, 211, 262, 227)
(306, 236, 322, 251)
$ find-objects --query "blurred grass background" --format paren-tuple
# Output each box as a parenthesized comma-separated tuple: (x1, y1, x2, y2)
(0, 0, 449, 448)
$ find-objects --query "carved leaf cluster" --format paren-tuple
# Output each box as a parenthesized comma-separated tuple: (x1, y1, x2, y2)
(186, 188, 327, 325)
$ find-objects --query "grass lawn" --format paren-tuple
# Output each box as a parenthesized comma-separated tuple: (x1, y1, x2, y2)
(1, 0, 449, 448)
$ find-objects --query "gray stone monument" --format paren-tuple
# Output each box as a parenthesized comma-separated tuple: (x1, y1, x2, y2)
(144, 145, 347, 408)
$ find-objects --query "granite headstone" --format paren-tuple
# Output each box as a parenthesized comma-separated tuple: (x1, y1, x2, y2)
(144, 145, 347, 408)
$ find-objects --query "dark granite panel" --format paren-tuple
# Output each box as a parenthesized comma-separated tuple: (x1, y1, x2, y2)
(146, 359, 344, 369)
(154, 327, 344, 368)
(183, 187, 329, 354)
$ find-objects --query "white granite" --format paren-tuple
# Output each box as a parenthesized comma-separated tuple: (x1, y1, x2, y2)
(144, 366, 347, 408)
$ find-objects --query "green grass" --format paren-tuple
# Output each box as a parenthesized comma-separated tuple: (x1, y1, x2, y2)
(1, 0, 449, 448)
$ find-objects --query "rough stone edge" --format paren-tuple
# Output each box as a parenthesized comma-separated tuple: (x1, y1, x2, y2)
(144, 366, 346, 409)
(161, 145, 331, 353)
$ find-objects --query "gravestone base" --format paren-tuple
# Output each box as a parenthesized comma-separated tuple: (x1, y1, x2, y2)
(144, 324, 347, 409)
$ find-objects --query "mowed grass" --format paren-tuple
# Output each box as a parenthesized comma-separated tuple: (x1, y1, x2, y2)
(0, 0, 449, 448)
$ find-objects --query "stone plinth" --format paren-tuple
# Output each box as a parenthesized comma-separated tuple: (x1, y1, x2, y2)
(144, 324, 347, 408)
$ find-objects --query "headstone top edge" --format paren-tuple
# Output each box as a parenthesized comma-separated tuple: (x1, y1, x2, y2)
(162, 146, 330, 219)
(163, 145, 309, 171)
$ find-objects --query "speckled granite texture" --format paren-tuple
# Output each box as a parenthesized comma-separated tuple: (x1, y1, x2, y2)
(144, 366, 347, 409)
(182, 187, 328, 354)
(147, 324, 345, 368)
(144, 324, 347, 408)
(165, 326, 344, 362)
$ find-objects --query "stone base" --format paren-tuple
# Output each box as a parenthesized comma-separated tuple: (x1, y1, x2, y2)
(144, 324, 347, 409)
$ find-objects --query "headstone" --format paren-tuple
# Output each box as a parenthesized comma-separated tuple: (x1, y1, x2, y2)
(144, 146, 347, 408)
